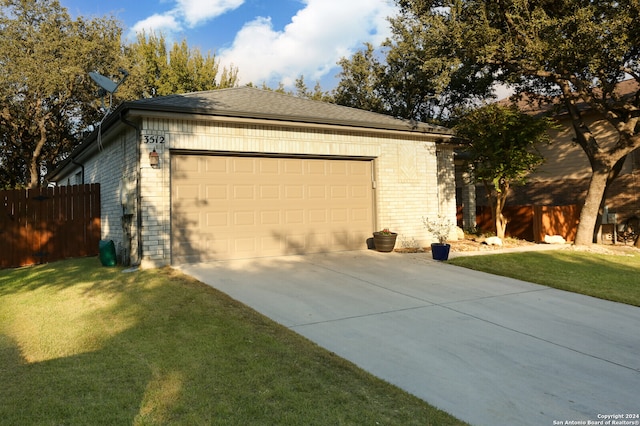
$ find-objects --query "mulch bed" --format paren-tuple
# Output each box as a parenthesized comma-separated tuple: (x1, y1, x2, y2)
(394, 236, 639, 255)
(394, 236, 536, 253)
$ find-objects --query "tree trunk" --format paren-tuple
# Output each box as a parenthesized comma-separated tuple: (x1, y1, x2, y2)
(495, 198, 508, 239)
(574, 170, 609, 245)
(28, 106, 49, 189)
(486, 181, 509, 239)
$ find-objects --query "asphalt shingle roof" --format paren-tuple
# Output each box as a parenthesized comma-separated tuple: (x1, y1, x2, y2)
(128, 86, 454, 135)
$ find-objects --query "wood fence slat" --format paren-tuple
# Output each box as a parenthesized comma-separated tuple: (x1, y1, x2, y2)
(475, 204, 581, 242)
(0, 184, 101, 269)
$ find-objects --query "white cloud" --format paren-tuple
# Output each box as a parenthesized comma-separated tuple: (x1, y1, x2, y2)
(176, 0, 244, 27)
(129, 0, 244, 39)
(130, 13, 182, 38)
(219, 0, 398, 88)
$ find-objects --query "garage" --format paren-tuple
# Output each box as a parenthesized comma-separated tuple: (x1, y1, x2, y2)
(49, 86, 457, 268)
(171, 154, 374, 262)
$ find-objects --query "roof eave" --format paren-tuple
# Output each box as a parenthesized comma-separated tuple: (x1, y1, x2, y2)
(125, 102, 455, 136)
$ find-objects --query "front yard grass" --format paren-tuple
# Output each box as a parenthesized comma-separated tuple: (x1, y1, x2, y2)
(448, 248, 640, 307)
(0, 258, 465, 425)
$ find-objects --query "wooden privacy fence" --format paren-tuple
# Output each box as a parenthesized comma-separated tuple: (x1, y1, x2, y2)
(0, 184, 100, 269)
(471, 204, 581, 242)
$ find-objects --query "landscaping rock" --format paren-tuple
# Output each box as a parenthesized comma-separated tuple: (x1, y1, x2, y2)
(484, 236, 503, 246)
(544, 235, 566, 245)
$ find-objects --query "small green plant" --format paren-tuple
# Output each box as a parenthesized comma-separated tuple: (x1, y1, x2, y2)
(377, 228, 395, 235)
(423, 215, 454, 244)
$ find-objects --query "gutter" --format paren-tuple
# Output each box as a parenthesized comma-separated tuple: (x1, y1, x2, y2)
(70, 159, 85, 184)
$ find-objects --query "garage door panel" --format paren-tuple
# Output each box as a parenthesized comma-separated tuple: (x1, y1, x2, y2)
(206, 211, 228, 227)
(307, 161, 326, 174)
(351, 185, 369, 198)
(331, 186, 348, 198)
(331, 209, 348, 222)
(330, 162, 348, 174)
(285, 210, 304, 224)
(308, 186, 326, 199)
(206, 185, 228, 199)
(234, 238, 256, 253)
(174, 184, 200, 201)
(260, 185, 280, 199)
(233, 158, 255, 173)
(259, 159, 279, 174)
(351, 208, 371, 222)
(284, 161, 304, 174)
(233, 185, 255, 199)
(309, 209, 328, 224)
(350, 161, 369, 175)
(284, 185, 304, 199)
(285, 233, 307, 250)
(234, 211, 256, 226)
(260, 210, 281, 225)
(205, 157, 228, 173)
(174, 156, 201, 173)
(172, 155, 373, 262)
(206, 237, 230, 254)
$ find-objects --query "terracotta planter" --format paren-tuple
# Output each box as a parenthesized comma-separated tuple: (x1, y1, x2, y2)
(373, 232, 398, 252)
(431, 243, 451, 261)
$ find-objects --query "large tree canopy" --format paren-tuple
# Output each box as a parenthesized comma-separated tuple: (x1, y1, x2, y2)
(394, 0, 640, 244)
(122, 32, 239, 100)
(335, 9, 494, 124)
(0, 0, 122, 188)
(0, 2, 241, 189)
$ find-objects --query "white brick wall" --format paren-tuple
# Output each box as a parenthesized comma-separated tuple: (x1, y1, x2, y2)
(137, 118, 455, 266)
(56, 116, 456, 267)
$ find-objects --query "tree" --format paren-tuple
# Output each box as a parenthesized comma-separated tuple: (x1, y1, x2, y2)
(334, 43, 388, 114)
(0, 0, 123, 188)
(292, 75, 333, 102)
(247, 76, 333, 102)
(335, 13, 494, 124)
(455, 104, 555, 238)
(122, 32, 239, 99)
(395, 0, 640, 245)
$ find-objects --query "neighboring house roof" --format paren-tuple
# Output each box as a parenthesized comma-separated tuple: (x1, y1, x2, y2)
(48, 87, 455, 182)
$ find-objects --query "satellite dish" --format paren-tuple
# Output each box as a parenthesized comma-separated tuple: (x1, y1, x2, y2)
(88, 68, 129, 150)
(88, 68, 129, 109)
(89, 71, 119, 94)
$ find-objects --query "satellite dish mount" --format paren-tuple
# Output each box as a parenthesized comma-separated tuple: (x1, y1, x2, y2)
(89, 68, 129, 112)
(88, 68, 128, 150)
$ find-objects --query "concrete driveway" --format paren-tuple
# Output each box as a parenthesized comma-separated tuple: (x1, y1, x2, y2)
(177, 250, 640, 426)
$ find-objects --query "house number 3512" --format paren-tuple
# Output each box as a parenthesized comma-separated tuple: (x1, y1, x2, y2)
(142, 135, 166, 144)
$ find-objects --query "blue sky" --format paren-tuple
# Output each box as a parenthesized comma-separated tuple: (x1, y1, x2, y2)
(60, 0, 398, 90)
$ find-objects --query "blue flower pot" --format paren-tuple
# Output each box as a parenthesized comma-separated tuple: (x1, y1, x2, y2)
(431, 243, 450, 261)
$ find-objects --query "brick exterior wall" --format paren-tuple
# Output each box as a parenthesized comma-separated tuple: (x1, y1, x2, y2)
(56, 126, 139, 265)
(56, 117, 456, 267)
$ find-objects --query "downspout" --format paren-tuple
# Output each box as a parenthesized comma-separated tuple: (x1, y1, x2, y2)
(119, 111, 143, 266)
(70, 159, 85, 184)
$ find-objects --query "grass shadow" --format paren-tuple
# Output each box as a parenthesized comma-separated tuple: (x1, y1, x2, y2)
(0, 257, 464, 425)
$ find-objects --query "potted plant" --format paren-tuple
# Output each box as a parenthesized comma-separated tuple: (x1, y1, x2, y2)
(423, 215, 453, 260)
(372, 228, 398, 252)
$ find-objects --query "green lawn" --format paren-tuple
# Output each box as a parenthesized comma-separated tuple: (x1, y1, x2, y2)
(0, 258, 465, 425)
(448, 248, 640, 307)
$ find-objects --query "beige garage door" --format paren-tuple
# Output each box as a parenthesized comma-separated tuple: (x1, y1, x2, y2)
(171, 155, 374, 263)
